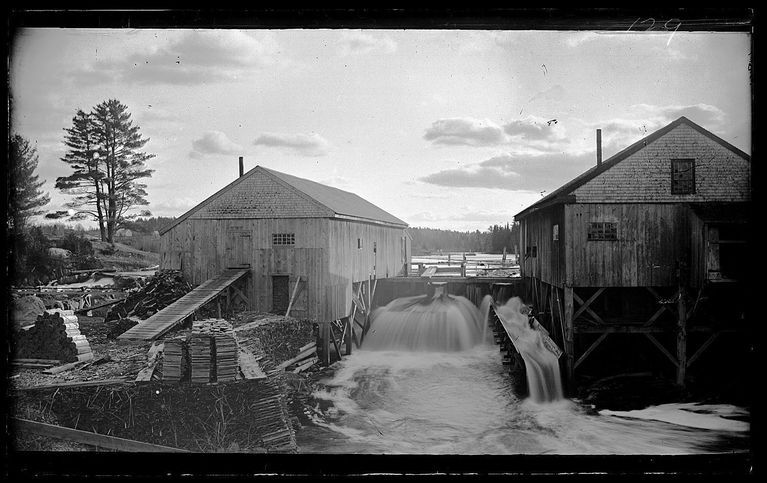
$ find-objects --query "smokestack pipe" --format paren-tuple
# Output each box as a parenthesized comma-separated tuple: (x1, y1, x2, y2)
(596, 129, 602, 166)
(239, 156, 244, 177)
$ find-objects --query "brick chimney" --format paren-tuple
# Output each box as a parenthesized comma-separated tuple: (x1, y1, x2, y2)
(596, 129, 602, 166)
(239, 156, 244, 177)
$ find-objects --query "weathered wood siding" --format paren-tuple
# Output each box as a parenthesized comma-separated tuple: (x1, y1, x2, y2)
(572, 123, 750, 203)
(324, 219, 410, 321)
(519, 205, 566, 287)
(160, 218, 328, 320)
(159, 216, 409, 322)
(565, 203, 690, 287)
(689, 212, 706, 288)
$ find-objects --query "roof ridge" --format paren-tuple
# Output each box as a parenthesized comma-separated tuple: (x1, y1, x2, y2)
(255, 166, 336, 217)
(515, 116, 749, 219)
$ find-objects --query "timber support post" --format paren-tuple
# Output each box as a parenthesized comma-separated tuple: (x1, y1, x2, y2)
(563, 285, 575, 394)
(676, 285, 687, 386)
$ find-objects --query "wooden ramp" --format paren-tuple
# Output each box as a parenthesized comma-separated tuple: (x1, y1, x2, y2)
(117, 268, 250, 344)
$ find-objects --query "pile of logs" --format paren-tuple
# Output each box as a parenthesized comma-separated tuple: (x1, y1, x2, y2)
(14, 310, 93, 363)
(106, 318, 139, 339)
(105, 270, 192, 322)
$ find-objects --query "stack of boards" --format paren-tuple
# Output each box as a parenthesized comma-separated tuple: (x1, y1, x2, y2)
(14, 309, 93, 363)
(161, 318, 238, 384)
(162, 338, 186, 382)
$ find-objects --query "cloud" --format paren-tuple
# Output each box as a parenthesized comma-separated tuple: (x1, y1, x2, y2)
(337, 31, 397, 56)
(503, 116, 565, 142)
(253, 132, 331, 157)
(190, 131, 243, 158)
(423, 116, 570, 154)
(586, 103, 728, 151)
(69, 31, 282, 86)
(423, 118, 507, 146)
(419, 152, 595, 192)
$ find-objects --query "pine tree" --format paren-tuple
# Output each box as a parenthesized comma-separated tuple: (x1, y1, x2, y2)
(55, 100, 155, 243)
(8, 134, 50, 233)
(92, 99, 154, 243)
(55, 109, 107, 240)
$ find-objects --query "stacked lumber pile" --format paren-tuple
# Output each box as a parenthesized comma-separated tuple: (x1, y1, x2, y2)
(161, 319, 240, 384)
(14, 310, 93, 364)
(105, 270, 192, 322)
(193, 319, 238, 383)
(189, 332, 212, 384)
(162, 338, 186, 382)
(214, 334, 238, 383)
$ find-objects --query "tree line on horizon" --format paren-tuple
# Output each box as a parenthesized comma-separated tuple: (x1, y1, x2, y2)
(409, 223, 520, 255)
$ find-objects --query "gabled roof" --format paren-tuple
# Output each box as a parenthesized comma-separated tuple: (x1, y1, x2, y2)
(260, 167, 407, 227)
(160, 166, 407, 235)
(515, 116, 751, 219)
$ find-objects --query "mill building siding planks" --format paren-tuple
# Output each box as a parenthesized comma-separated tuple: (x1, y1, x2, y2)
(159, 166, 409, 323)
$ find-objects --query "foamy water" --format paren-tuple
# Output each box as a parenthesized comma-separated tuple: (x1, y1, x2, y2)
(296, 295, 749, 454)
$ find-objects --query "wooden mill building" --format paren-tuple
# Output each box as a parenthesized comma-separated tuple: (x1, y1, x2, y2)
(159, 165, 411, 324)
(515, 116, 751, 391)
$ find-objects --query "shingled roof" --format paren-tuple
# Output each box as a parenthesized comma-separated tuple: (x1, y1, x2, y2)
(515, 116, 751, 219)
(160, 166, 407, 235)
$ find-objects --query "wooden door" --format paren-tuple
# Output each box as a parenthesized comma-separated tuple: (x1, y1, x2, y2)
(272, 275, 290, 314)
(226, 231, 252, 268)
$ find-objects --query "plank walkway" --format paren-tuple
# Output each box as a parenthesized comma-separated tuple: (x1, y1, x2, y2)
(117, 268, 249, 344)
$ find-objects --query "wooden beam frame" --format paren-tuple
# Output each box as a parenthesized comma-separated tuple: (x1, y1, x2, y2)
(572, 288, 605, 324)
(563, 285, 575, 392)
(686, 332, 720, 368)
(574, 333, 609, 369)
(644, 333, 680, 368)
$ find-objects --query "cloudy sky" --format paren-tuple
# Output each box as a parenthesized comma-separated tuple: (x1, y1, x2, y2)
(10, 28, 751, 231)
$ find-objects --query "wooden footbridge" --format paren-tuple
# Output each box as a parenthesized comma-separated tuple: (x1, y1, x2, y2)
(118, 268, 250, 344)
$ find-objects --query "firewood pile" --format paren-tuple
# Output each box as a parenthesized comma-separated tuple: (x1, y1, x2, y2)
(14, 310, 93, 363)
(105, 270, 192, 322)
(161, 319, 239, 384)
(106, 318, 139, 339)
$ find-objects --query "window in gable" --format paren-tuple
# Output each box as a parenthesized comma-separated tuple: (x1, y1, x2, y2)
(671, 159, 696, 195)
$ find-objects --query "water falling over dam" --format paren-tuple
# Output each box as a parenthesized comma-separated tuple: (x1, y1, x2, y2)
(296, 286, 749, 454)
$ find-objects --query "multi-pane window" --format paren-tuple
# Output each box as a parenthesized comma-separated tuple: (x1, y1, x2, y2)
(588, 222, 618, 241)
(552, 224, 559, 241)
(272, 233, 295, 245)
(671, 159, 695, 195)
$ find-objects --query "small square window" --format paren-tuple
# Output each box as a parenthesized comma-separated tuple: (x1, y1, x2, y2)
(272, 233, 295, 245)
(671, 159, 695, 195)
(588, 222, 617, 241)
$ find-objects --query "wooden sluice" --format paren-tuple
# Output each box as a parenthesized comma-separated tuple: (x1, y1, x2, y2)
(117, 268, 250, 344)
